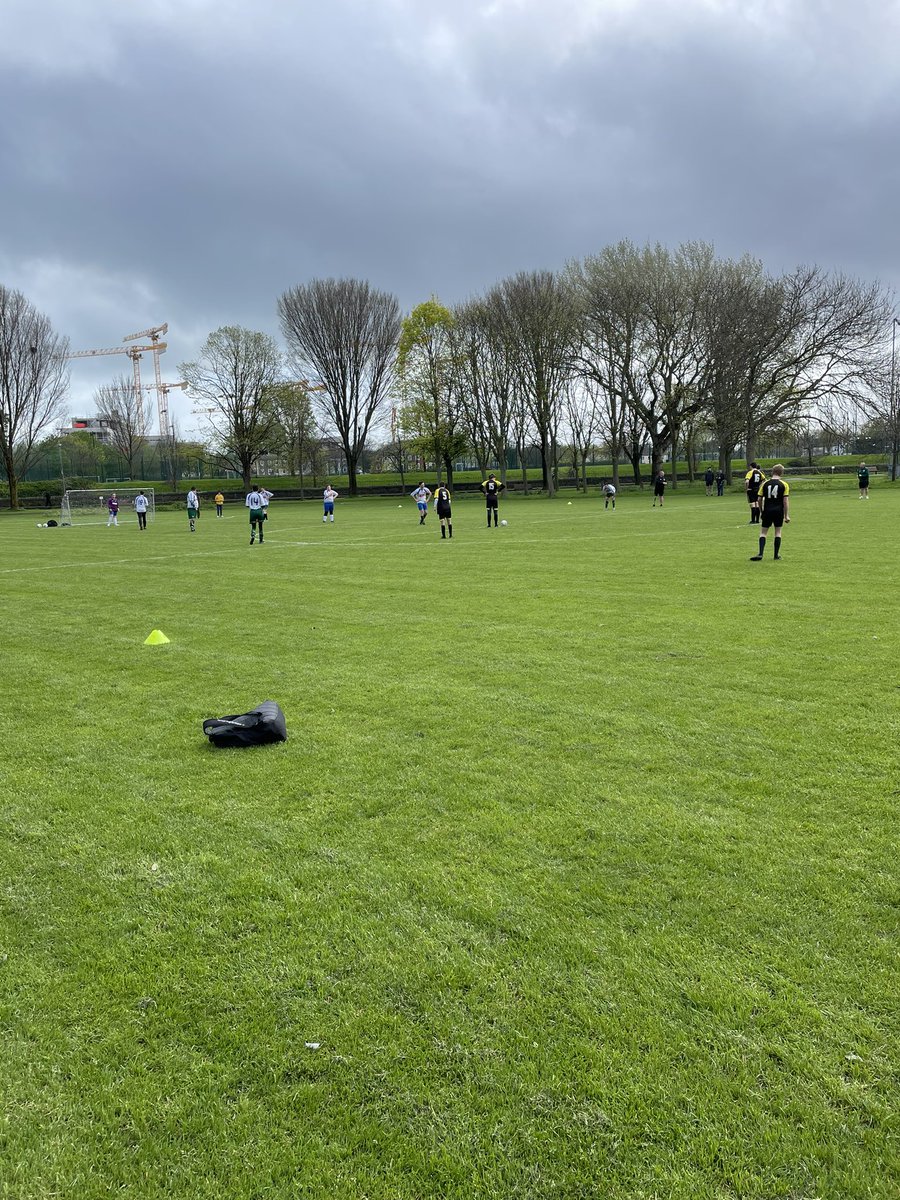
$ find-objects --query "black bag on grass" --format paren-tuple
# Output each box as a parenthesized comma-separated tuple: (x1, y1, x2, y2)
(203, 700, 287, 748)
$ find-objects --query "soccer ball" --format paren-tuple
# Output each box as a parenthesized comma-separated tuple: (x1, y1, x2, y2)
(398, 504, 402, 507)
(500, 519, 508, 526)
(36, 522, 43, 527)
(567, 501, 572, 505)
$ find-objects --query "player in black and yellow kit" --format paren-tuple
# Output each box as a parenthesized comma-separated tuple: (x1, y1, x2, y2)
(750, 465, 790, 560)
(744, 462, 766, 523)
(481, 473, 505, 527)
(434, 484, 453, 539)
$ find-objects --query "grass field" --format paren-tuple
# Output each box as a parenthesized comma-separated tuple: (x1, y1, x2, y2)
(1, 483, 898, 1199)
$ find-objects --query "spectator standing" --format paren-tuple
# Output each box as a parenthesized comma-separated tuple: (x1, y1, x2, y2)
(857, 462, 870, 499)
(652, 471, 666, 507)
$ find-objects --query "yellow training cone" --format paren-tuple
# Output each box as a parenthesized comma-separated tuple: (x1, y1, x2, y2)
(144, 630, 170, 645)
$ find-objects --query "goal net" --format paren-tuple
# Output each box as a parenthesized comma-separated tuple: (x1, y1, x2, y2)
(60, 488, 156, 526)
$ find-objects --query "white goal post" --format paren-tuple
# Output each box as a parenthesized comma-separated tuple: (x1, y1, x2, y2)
(60, 488, 156, 526)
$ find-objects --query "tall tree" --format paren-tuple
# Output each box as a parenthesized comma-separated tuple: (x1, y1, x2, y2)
(490, 270, 579, 496)
(563, 378, 601, 492)
(0, 286, 69, 508)
(455, 298, 517, 483)
(573, 241, 714, 483)
(278, 278, 400, 495)
(742, 267, 891, 465)
(93, 373, 148, 479)
(268, 381, 320, 497)
(398, 299, 467, 485)
(180, 326, 283, 488)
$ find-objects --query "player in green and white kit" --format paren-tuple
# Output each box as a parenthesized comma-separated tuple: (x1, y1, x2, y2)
(186, 488, 199, 533)
(246, 485, 265, 544)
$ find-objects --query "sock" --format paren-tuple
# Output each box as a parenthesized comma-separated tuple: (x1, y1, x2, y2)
(441, 527, 446, 538)
(773, 536, 781, 558)
(448, 523, 453, 538)
(758, 535, 765, 556)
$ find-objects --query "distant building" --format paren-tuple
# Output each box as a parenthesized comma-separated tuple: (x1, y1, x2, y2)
(60, 417, 114, 444)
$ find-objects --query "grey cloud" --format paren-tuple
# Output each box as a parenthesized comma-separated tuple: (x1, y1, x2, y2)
(1, 0, 898, 426)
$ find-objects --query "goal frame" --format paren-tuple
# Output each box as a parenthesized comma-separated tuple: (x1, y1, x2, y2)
(60, 488, 156, 526)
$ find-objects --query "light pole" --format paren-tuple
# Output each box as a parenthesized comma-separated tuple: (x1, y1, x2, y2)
(891, 317, 900, 481)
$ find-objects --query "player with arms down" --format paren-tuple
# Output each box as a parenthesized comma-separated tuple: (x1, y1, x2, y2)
(750, 465, 790, 561)
(480, 473, 505, 528)
(745, 462, 766, 523)
(434, 483, 453, 539)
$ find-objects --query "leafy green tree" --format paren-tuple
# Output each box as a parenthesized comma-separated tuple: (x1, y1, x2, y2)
(268, 381, 320, 497)
(398, 299, 467, 484)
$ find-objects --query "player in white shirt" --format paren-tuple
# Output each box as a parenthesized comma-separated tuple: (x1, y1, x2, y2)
(323, 485, 339, 523)
(410, 482, 432, 525)
(186, 488, 199, 533)
(246, 485, 265, 544)
(602, 482, 616, 510)
(259, 487, 273, 522)
(133, 491, 149, 531)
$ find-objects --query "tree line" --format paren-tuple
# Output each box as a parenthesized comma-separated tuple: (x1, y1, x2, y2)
(1, 242, 896, 507)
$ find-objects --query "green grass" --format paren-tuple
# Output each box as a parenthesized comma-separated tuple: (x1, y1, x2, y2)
(1, 486, 898, 1199)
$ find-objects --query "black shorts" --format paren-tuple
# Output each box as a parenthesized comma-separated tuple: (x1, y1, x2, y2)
(485, 496, 498, 508)
(654, 485, 664, 496)
(747, 491, 758, 505)
(760, 507, 784, 529)
(436, 505, 451, 519)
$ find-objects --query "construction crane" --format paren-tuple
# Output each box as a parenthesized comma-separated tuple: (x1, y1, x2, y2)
(67, 341, 168, 430)
(124, 324, 169, 436)
(69, 324, 175, 436)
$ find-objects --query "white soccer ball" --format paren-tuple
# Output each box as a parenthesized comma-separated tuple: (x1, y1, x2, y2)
(567, 501, 572, 505)
(398, 504, 402, 507)
(500, 519, 508, 526)
(36, 522, 43, 527)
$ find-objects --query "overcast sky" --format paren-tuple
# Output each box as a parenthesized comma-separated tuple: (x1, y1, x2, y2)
(2, 0, 899, 433)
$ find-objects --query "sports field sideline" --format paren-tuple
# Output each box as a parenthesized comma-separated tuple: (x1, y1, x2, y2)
(1, 484, 898, 1199)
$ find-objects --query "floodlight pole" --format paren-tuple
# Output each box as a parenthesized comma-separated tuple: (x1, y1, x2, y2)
(891, 317, 900, 481)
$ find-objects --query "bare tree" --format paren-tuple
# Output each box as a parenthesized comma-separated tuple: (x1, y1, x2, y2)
(0, 285, 69, 507)
(564, 377, 601, 492)
(278, 278, 401, 495)
(94, 373, 148, 479)
(180, 326, 283, 488)
(573, 241, 715, 485)
(455, 298, 518, 483)
(743, 268, 892, 465)
(489, 270, 579, 496)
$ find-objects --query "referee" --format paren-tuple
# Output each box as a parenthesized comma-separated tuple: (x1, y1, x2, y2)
(750, 465, 790, 561)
